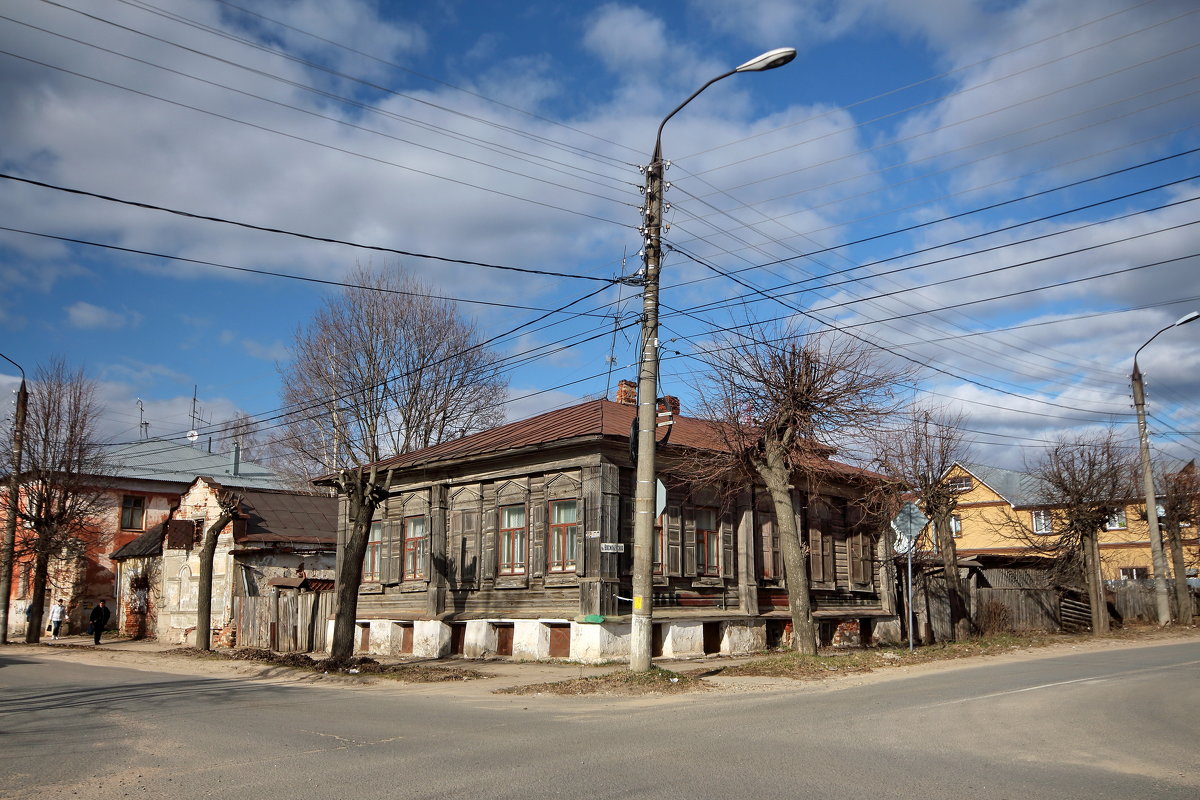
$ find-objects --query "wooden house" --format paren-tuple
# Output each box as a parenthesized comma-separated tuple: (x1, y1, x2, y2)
(321, 393, 899, 662)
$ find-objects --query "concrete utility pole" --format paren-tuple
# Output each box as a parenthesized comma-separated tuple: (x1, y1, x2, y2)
(630, 47, 796, 672)
(1131, 310, 1199, 626)
(0, 354, 28, 644)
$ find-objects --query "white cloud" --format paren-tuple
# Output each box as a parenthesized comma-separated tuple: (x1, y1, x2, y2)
(581, 4, 668, 74)
(66, 301, 140, 330)
(241, 338, 291, 362)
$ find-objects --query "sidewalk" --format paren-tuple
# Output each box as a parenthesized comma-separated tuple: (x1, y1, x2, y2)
(19, 632, 759, 692)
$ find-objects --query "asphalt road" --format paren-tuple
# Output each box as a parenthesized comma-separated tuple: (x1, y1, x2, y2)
(2, 641, 1197, 800)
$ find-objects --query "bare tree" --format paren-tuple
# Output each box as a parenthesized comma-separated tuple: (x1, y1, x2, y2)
(276, 265, 507, 663)
(13, 359, 110, 643)
(1159, 460, 1198, 622)
(1005, 430, 1137, 634)
(871, 407, 975, 640)
(693, 324, 906, 655)
(214, 412, 260, 464)
(195, 489, 242, 651)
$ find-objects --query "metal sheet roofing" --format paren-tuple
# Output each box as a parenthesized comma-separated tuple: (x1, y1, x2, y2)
(235, 490, 337, 546)
(347, 398, 875, 482)
(104, 439, 292, 491)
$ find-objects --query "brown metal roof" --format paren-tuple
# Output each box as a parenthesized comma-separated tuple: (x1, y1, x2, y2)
(335, 398, 878, 483)
(363, 399, 730, 472)
(235, 490, 337, 546)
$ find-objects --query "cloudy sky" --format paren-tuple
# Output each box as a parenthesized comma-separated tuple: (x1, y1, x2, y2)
(1, 0, 1197, 472)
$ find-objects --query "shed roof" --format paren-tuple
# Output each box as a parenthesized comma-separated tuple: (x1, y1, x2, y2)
(110, 521, 166, 560)
(235, 490, 337, 547)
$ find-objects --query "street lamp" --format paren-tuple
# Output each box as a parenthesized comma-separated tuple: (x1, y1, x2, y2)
(630, 47, 796, 672)
(1131, 310, 1199, 626)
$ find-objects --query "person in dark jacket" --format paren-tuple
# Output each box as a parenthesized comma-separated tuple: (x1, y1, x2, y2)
(89, 600, 110, 645)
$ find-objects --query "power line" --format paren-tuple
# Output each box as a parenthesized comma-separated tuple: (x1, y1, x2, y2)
(0, 48, 630, 229)
(5, 10, 635, 199)
(0, 173, 625, 284)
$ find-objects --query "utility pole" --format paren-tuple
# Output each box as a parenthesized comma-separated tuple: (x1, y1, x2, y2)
(629, 48, 796, 672)
(1131, 310, 1199, 626)
(0, 354, 28, 644)
(630, 136, 665, 673)
(1132, 363, 1174, 626)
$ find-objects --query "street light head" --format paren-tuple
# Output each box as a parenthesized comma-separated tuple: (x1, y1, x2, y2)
(1172, 310, 1200, 327)
(734, 47, 797, 73)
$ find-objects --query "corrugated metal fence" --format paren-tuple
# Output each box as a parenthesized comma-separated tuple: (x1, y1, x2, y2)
(235, 590, 333, 653)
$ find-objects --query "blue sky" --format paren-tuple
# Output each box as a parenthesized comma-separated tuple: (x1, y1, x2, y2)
(1, 0, 1198, 471)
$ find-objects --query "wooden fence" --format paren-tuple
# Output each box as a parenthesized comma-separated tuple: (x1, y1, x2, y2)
(1106, 580, 1198, 624)
(912, 574, 1197, 640)
(234, 589, 333, 653)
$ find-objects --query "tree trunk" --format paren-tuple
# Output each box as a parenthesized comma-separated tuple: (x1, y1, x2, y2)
(755, 451, 816, 655)
(1081, 531, 1109, 634)
(1163, 519, 1192, 623)
(23, 546, 50, 644)
(195, 508, 235, 651)
(932, 513, 971, 640)
(329, 467, 389, 664)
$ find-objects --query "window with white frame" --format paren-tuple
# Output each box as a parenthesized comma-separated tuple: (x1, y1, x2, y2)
(498, 504, 527, 575)
(946, 476, 973, 493)
(402, 516, 426, 580)
(950, 514, 962, 537)
(363, 521, 383, 582)
(695, 506, 720, 577)
(547, 500, 578, 573)
(1105, 509, 1127, 530)
(120, 495, 145, 530)
(1119, 566, 1149, 580)
(1031, 509, 1053, 535)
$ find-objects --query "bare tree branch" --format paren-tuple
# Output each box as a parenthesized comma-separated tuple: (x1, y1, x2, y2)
(689, 322, 908, 654)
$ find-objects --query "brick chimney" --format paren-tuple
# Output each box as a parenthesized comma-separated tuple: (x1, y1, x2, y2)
(614, 379, 637, 406)
(658, 395, 680, 416)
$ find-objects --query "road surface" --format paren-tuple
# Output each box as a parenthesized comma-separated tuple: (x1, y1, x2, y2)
(2, 639, 1196, 799)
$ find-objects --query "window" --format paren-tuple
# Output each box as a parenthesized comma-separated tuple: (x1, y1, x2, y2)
(548, 500, 578, 573)
(498, 504, 527, 575)
(363, 521, 383, 582)
(695, 507, 720, 577)
(1105, 509, 1127, 530)
(947, 476, 973, 493)
(950, 515, 962, 537)
(403, 516, 426, 580)
(1119, 566, 1149, 580)
(652, 513, 664, 575)
(120, 495, 145, 530)
(1031, 509, 1052, 535)
(758, 511, 781, 579)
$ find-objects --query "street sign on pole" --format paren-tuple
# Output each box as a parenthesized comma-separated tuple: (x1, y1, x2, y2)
(890, 501, 928, 652)
(890, 501, 927, 555)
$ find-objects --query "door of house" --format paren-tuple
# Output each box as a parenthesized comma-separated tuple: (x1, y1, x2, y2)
(494, 623, 514, 656)
(547, 624, 571, 658)
(703, 621, 722, 655)
(449, 623, 466, 655)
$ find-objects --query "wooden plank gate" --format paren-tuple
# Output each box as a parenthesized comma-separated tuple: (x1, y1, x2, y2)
(234, 590, 332, 653)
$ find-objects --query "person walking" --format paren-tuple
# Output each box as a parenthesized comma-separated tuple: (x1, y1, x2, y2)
(49, 600, 67, 639)
(89, 600, 110, 645)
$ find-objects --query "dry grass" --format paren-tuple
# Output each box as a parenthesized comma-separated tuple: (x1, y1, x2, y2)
(167, 647, 487, 682)
(497, 667, 708, 696)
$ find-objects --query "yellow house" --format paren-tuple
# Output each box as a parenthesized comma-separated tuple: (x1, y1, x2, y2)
(929, 463, 1198, 582)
